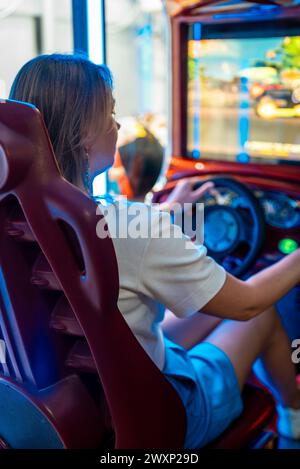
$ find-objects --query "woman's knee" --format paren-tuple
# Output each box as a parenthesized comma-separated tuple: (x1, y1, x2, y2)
(254, 305, 283, 339)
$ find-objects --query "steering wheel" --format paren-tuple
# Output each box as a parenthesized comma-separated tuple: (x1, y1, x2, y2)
(192, 177, 266, 278)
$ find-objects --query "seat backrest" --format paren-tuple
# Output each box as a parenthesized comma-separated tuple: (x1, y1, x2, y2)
(0, 100, 186, 449)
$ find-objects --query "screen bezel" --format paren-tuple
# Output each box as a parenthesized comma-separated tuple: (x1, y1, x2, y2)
(186, 19, 300, 165)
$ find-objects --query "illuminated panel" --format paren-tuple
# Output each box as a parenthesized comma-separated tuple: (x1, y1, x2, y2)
(164, 0, 300, 17)
(187, 25, 202, 158)
(245, 141, 300, 160)
(86, 0, 108, 198)
(164, 0, 197, 15)
(186, 32, 300, 165)
(278, 238, 299, 254)
(164, 0, 219, 16)
(0, 339, 8, 377)
(87, 0, 105, 64)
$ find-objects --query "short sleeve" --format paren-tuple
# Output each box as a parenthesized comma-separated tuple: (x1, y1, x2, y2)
(138, 209, 226, 317)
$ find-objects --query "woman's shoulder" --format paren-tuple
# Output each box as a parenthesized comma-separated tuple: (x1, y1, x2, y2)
(102, 197, 168, 234)
(96, 198, 167, 277)
(96, 197, 163, 250)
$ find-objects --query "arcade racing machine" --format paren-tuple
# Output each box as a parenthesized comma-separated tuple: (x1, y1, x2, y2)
(157, 0, 300, 350)
(0, 0, 299, 453)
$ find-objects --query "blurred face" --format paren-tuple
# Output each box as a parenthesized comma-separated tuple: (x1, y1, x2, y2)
(86, 99, 120, 178)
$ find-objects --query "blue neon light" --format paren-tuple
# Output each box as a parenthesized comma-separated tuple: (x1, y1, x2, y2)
(194, 23, 202, 41)
(0, 270, 21, 380)
(237, 74, 250, 164)
(87, 0, 105, 64)
(192, 23, 201, 159)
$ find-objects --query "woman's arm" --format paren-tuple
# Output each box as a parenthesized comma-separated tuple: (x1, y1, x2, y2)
(203, 249, 300, 320)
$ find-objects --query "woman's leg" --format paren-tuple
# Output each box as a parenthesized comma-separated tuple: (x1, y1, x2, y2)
(162, 309, 222, 349)
(203, 306, 300, 408)
(163, 306, 300, 407)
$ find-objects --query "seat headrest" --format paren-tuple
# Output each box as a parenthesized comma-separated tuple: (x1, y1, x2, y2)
(0, 100, 60, 193)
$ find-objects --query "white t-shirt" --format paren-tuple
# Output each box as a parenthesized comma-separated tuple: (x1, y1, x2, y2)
(102, 200, 226, 371)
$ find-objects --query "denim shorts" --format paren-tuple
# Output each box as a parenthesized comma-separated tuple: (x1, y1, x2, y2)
(163, 338, 243, 448)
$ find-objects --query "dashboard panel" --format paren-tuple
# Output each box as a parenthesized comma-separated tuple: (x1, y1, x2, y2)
(201, 186, 300, 230)
(254, 191, 300, 229)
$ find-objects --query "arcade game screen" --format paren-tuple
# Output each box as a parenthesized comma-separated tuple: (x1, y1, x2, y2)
(187, 26, 300, 165)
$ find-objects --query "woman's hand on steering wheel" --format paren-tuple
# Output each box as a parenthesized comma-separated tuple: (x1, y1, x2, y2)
(161, 178, 214, 212)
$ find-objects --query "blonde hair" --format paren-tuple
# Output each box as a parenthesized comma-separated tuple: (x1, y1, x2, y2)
(10, 54, 114, 187)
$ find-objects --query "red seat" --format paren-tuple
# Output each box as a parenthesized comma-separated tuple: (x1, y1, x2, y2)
(0, 100, 275, 449)
(208, 384, 275, 448)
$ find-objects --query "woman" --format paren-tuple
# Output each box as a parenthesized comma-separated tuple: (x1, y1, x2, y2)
(10, 54, 300, 448)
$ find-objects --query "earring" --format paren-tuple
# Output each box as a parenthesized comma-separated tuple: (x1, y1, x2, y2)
(82, 150, 92, 196)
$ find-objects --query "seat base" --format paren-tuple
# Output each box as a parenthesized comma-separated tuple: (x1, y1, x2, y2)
(207, 384, 275, 449)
